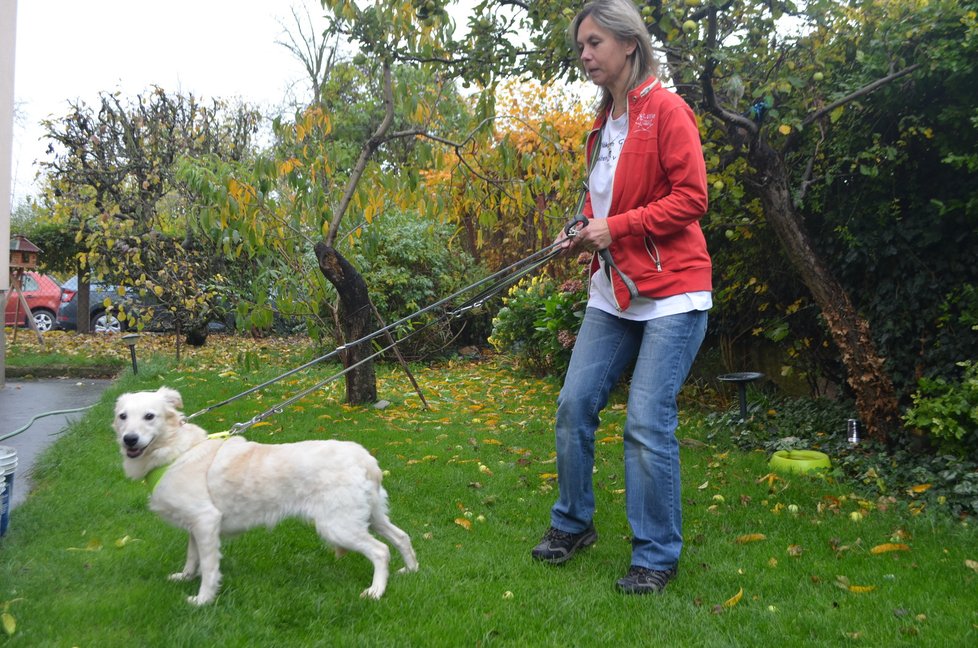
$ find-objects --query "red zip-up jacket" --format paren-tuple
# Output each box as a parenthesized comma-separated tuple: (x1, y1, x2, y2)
(583, 76, 711, 311)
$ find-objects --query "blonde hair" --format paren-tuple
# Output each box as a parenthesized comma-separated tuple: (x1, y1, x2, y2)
(570, 0, 659, 115)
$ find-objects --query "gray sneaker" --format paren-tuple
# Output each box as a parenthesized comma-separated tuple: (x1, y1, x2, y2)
(615, 566, 677, 594)
(531, 524, 597, 564)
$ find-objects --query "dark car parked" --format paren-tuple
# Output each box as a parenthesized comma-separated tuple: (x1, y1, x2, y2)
(57, 276, 137, 333)
(57, 276, 229, 338)
(4, 271, 63, 332)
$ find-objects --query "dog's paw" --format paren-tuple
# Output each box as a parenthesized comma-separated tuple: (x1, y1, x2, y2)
(397, 564, 419, 574)
(359, 586, 384, 600)
(187, 594, 214, 606)
(169, 572, 195, 582)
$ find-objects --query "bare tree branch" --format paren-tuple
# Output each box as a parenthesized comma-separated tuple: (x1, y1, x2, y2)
(802, 63, 922, 127)
(326, 61, 396, 245)
(277, 4, 339, 103)
(699, 7, 758, 134)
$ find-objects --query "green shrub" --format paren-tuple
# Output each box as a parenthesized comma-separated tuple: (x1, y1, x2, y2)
(706, 390, 978, 518)
(488, 275, 587, 375)
(709, 390, 857, 456)
(350, 211, 488, 359)
(904, 360, 978, 456)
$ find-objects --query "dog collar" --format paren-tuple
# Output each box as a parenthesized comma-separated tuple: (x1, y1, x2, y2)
(142, 432, 231, 489)
(144, 464, 169, 490)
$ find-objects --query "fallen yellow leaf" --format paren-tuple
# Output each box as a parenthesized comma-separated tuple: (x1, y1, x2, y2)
(836, 575, 876, 593)
(908, 483, 931, 494)
(964, 559, 978, 574)
(67, 538, 103, 552)
(870, 543, 910, 555)
(2, 611, 15, 636)
(454, 517, 472, 530)
(723, 587, 744, 608)
(756, 473, 780, 487)
(735, 533, 767, 544)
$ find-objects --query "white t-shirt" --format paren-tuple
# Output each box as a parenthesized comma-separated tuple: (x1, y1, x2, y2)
(586, 110, 712, 321)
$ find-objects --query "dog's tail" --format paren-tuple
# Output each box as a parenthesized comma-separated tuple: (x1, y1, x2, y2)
(366, 461, 419, 572)
(366, 462, 391, 522)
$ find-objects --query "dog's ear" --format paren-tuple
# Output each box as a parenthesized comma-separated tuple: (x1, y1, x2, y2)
(158, 387, 184, 411)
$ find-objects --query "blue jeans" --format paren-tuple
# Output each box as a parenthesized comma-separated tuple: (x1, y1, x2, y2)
(550, 307, 707, 571)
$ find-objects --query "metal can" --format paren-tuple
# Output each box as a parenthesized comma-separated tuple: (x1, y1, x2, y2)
(846, 418, 860, 444)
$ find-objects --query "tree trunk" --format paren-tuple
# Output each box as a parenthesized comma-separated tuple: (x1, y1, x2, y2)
(174, 320, 182, 364)
(314, 242, 377, 405)
(748, 140, 900, 442)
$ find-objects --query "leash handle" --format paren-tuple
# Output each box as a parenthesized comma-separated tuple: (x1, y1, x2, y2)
(598, 249, 640, 299)
(563, 213, 640, 300)
(564, 212, 588, 237)
(564, 207, 640, 301)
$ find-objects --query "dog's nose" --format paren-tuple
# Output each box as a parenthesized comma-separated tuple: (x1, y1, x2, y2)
(123, 433, 139, 448)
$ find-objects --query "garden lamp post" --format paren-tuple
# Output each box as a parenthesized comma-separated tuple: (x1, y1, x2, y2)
(122, 333, 141, 374)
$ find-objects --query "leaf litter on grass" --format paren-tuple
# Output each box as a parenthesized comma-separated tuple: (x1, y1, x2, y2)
(6, 344, 978, 645)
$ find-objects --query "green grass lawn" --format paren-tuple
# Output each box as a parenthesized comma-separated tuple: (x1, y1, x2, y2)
(2, 340, 977, 646)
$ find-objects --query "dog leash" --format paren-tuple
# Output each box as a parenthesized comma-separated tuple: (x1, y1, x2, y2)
(181, 240, 570, 428)
(198, 240, 571, 438)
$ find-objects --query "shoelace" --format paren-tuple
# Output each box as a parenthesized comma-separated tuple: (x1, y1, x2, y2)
(545, 528, 573, 541)
(627, 567, 674, 587)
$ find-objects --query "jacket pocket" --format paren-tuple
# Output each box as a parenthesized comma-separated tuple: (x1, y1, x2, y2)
(644, 237, 663, 272)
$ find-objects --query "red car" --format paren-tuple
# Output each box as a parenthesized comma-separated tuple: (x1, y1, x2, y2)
(4, 271, 63, 333)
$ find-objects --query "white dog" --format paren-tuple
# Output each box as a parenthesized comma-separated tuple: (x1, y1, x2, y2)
(113, 386, 418, 605)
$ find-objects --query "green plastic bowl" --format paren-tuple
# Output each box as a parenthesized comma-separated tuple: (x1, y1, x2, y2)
(769, 450, 831, 474)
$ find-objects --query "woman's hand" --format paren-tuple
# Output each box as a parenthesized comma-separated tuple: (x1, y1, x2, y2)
(554, 217, 612, 254)
(552, 226, 576, 254)
(573, 218, 612, 251)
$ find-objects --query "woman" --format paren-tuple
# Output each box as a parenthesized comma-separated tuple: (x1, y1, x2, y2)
(530, 0, 711, 595)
